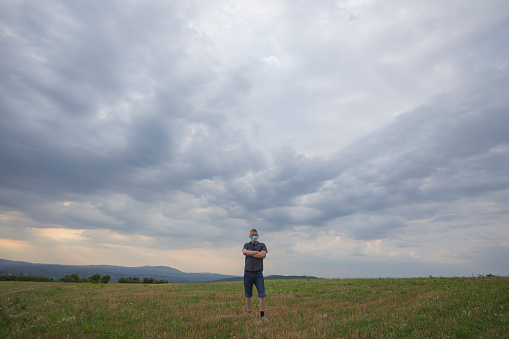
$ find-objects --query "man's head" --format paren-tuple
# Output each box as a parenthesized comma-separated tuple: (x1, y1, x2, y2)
(250, 229, 258, 243)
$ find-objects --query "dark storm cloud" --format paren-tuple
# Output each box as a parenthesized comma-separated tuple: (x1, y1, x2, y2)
(0, 1, 260, 201)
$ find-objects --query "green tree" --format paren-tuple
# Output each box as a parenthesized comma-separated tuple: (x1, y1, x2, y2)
(90, 274, 101, 283)
(60, 273, 80, 283)
(143, 277, 155, 284)
(100, 275, 110, 284)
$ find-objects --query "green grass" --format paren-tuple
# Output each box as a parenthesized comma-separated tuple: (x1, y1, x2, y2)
(1, 276, 508, 338)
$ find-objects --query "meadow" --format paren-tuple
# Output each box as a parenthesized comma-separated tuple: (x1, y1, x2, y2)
(1, 276, 507, 338)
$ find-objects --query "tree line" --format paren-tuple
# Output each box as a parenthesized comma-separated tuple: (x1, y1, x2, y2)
(59, 273, 111, 283)
(1, 273, 169, 284)
(118, 277, 168, 284)
(0, 275, 54, 282)
(60, 274, 169, 284)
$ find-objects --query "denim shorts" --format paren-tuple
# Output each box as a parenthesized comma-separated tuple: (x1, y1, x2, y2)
(244, 271, 266, 298)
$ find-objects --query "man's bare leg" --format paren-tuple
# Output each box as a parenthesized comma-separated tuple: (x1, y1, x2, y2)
(246, 297, 252, 313)
(259, 297, 267, 320)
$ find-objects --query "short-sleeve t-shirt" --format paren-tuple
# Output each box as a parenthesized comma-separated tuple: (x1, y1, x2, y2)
(243, 242, 268, 272)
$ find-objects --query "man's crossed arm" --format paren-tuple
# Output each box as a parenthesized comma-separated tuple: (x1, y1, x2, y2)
(243, 249, 267, 259)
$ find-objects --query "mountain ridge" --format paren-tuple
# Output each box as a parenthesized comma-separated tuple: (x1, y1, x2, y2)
(0, 258, 236, 283)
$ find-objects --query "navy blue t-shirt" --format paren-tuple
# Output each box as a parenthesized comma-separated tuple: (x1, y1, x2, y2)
(243, 242, 268, 272)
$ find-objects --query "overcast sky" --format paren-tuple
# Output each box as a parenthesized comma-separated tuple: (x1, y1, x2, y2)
(1, 0, 508, 278)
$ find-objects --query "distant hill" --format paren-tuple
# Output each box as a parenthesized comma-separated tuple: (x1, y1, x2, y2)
(0, 259, 320, 283)
(0, 259, 236, 283)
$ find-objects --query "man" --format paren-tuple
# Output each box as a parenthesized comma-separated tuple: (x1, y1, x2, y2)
(242, 228, 268, 321)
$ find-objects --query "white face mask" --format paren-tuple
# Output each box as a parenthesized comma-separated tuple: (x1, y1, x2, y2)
(251, 236, 258, 242)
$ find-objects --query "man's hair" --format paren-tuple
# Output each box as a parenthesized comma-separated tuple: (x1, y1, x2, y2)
(250, 228, 258, 234)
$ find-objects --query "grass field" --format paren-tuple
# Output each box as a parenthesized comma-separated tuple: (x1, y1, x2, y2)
(1, 276, 508, 338)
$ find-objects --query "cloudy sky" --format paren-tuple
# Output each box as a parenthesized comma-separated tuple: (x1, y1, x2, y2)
(1, 0, 508, 278)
